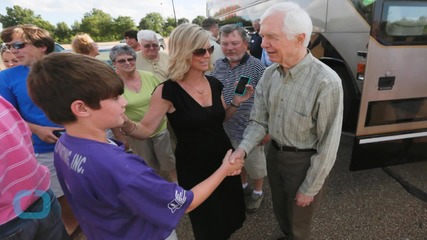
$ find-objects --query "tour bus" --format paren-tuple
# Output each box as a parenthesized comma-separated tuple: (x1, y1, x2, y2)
(206, 0, 427, 170)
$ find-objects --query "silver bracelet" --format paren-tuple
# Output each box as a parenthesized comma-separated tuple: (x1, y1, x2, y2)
(120, 121, 138, 136)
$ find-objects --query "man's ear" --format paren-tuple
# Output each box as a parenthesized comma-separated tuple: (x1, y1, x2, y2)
(297, 33, 306, 46)
(70, 100, 90, 117)
(38, 45, 48, 54)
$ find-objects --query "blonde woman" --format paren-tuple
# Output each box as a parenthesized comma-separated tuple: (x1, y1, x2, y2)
(71, 33, 99, 57)
(1, 46, 20, 69)
(120, 23, 254, 239)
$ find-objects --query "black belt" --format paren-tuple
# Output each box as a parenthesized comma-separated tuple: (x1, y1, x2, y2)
(271, 140, 315, 152)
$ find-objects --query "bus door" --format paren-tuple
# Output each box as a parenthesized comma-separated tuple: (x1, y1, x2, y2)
(350, 0, 427, 170)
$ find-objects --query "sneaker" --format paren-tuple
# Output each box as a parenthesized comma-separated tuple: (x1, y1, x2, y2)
(243, 186, 253, 196)
(245, 192, 264, 213)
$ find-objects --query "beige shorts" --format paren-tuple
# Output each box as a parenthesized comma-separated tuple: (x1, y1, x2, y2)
(35, 152, 64, 198)
(231, 141, 267, 179)
(126, 129, 176, 172)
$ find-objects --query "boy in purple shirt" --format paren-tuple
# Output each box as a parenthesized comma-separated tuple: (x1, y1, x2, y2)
(27, 53, 244, 240)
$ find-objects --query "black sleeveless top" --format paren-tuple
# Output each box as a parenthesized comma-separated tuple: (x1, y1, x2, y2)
(162, 75, 245, 239)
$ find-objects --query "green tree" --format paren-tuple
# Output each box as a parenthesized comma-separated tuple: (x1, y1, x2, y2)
(32, 18, 55, 33)
(54, 22, 72, 43)
(163, 17, 177, 36)
(113, 16, 136, 40)
(0, 5, 55, 32)
(177, 18, 189, 25)
(71, 21, 81, 35)
(138, 12, 164, 33)
(80, 8, 114, 41)
(192, 16, 206, 26)
(0, 5, 36, 27)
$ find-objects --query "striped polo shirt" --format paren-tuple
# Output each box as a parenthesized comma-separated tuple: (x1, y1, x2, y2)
(211, 53, 265, 142)
(0, 97, 50, 224)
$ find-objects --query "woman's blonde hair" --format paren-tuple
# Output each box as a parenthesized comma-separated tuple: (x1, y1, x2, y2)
(71, 33, 96, 55)
(168, 23, 210, 81)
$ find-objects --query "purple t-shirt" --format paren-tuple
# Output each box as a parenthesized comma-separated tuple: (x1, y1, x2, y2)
(54, 133, 193, 240)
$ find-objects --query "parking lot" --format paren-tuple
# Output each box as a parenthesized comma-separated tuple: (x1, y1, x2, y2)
(175, 134, 427, 240)
(72, 134, 427, 240)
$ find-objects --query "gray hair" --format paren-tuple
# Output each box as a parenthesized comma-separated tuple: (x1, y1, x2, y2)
(109, 44, 137, 62)
(137, 30, 158, 43)
(261, 2, 312, 47)
(219, 24, 249, 43)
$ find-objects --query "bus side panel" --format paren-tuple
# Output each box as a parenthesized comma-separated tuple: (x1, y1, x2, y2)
(356, 38, 427, 137)
(350, 0, 427, 170)
(350, 134, 427, 171)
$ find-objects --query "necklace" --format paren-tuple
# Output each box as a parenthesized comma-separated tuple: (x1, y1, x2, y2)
(125, 76, 141, 93)
(194, 77, 207, 94)
(196, 88, 205, 94)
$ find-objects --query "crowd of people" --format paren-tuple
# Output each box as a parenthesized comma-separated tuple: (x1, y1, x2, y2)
(0, 2, 343, 240)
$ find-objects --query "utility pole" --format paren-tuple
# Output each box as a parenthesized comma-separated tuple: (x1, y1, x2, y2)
(171, 0, 177, 26)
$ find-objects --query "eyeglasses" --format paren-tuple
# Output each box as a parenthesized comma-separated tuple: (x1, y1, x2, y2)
(142, 43, 159, 49)
(4, 42, 28, 50)
(193, 46, 214, 56)
(116, 58, 136, 64)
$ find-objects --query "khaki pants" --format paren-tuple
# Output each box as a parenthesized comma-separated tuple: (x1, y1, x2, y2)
(267, 147, 323, 240)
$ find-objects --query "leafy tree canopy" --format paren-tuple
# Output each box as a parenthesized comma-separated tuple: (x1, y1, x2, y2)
(192, 16, 206, 26)
(138, 12, 164, 34)
(0, 5, 206, 42)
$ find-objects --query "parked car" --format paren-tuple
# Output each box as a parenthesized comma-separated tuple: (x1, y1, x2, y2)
(54, 43, 65, 52)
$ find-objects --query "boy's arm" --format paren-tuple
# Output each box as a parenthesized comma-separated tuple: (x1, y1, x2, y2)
(185, 150, 244, 213)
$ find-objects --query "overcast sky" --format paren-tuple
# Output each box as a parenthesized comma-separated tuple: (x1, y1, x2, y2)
(0, 0, 207, 27)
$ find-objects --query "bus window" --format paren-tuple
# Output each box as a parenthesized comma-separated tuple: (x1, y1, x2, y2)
(375, 1, 427, 45)
(365, 98, 427, 126)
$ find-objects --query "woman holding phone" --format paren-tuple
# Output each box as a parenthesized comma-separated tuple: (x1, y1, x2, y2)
(120, 23, 253, 239)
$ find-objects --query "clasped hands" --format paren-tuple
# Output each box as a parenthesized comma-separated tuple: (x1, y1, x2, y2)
(227, 147, 314, 207)
(224, 148, 246, 176)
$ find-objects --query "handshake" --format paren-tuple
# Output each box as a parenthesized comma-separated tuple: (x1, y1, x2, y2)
(220, 148, 246, 176)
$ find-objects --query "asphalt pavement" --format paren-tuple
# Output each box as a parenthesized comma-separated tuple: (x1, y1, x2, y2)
(73, 134, 427, 240)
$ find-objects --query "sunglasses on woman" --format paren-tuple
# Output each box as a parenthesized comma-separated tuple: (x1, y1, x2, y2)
(193, 45, 214, 56)
(4, 42, 28, 50)
(116, 58, 136, 64)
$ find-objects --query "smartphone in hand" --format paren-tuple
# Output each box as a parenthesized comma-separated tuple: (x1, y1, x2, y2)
(234, 75, 251, 96)
(53, 130, 65, 138)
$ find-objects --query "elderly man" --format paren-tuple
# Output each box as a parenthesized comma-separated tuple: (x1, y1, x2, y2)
(135, 30, 169, 81)
(211, 24, 267, 213)
(230, 2, 343, 240)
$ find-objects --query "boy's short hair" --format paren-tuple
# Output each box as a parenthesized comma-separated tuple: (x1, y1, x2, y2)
(124, 29, 138, 40)
(28, 53, 124, 125)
